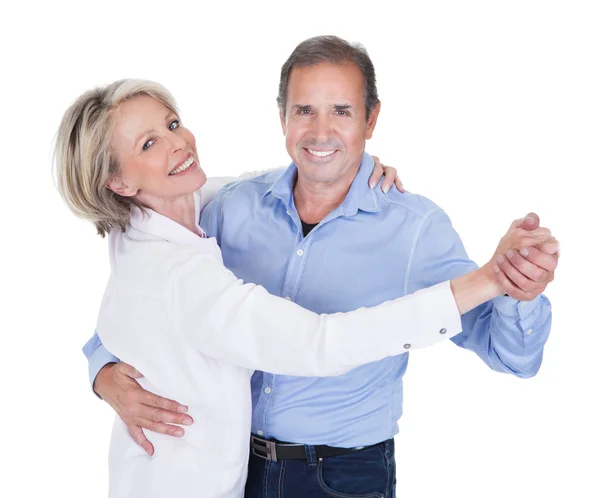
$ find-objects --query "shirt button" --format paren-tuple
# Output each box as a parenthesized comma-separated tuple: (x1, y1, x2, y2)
(526, 329, 533, 335)
(257, 430, 264, 436)
(403, 344, 411, 350)
(297, 249, 304, 256)
(284, 296, 291, 301)
(439, 328, 447, 334)
(264, 387, 272, 394)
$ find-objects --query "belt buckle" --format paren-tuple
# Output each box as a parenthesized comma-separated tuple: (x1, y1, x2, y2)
(250, 435, 278, 462)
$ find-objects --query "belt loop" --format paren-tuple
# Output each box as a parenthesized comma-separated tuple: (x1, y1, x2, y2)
(384, 438, 395, 459)
(304, 445, 318, 467)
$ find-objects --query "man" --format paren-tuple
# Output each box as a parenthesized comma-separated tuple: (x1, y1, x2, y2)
(86, 36, 559, 497)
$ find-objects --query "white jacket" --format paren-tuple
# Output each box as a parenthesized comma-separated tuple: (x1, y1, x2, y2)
(97, 180, 462, 498)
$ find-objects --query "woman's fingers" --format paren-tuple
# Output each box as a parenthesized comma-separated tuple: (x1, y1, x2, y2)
(368, 155, 384, 189)
(369, 156, 403, 192)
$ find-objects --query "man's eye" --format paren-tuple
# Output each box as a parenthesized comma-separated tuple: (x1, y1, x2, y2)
(169, 120, 180, 130)
(298, 108, 311, 115)
(335, 110, 349, 116)
(142, 139, 154, 151)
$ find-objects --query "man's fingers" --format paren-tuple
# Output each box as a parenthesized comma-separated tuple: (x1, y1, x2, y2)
(139, 418, 186, 438)
(128, 425, 154, 456)
(143, 391, 188, 414)
(518, 246, 559, 272)
(492, 266, 537, 301)
(505, 249, 550, 284)
(496, 254, 538, 293)
(116, 361, 143, 379)
(537, 239, 560, 255)
(141, 404, 194, 427)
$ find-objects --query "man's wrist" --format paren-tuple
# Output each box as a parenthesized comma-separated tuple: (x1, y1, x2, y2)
(93, 362, 117, 399)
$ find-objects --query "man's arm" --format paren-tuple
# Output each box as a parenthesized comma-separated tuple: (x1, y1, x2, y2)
(405, 208, 553, 378)
(82, 332, 119, 397)
(83, 332, 193, 455)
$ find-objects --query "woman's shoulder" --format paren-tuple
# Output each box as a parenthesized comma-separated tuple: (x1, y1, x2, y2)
(110, 233, 224, 299)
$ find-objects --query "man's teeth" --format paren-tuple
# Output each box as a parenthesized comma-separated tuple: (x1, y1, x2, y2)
(169, 156, 195, 175)
(308, 149, 335, 157)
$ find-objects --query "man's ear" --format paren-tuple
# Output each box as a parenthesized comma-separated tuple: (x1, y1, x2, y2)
(365, 102, 381, 140)
(107, 176, 136, 197)
(279, 109, 287, 136)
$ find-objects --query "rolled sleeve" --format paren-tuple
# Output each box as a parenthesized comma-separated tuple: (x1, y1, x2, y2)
(83, 334, 119, 398)
(492, 294, 547, 340)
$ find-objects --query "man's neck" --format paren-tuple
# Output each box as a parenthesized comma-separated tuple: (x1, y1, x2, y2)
(293, 166, 360, 224)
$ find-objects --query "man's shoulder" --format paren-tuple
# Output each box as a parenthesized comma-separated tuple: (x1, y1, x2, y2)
(376, 188, 444, 221)
(213, 168, 286, 204)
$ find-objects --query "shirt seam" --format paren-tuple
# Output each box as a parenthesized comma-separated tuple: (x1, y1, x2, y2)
(403, 208, 443, 295)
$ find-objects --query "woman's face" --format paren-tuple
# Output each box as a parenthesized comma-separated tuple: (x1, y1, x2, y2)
(109, 95, 206, 202)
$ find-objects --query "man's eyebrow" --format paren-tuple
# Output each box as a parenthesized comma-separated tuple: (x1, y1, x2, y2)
(292, 104, 312, 111)
(333, 104, 353, 111)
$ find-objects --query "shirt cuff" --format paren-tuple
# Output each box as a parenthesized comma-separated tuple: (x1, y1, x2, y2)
(409, 280, 463, 349)
(87, 347, 119, 399)
(492, 294, 542, 320)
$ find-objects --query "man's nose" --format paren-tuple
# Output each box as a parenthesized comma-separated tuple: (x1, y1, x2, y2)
(310, 114, 333, 143)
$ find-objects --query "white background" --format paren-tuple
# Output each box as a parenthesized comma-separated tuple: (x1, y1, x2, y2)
(1, 1, 598, 497)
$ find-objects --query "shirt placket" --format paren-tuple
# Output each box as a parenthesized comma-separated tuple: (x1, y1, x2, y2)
(257, 231, 313, 438)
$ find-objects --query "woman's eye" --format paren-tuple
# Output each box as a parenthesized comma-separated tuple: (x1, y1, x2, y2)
(142, 139, 154, 151)
(169, 120, 180, 130)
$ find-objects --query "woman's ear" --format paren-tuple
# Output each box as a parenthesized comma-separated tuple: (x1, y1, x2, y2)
(107, 176, 137, 197)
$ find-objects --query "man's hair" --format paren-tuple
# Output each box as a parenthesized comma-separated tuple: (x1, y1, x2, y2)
(277, 35, 380, 120)
(54, 79, 179, 237)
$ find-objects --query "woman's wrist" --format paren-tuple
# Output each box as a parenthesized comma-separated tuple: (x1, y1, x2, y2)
(450, 265, 503, 315)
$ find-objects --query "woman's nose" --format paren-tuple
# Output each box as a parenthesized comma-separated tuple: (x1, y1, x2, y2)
(169, 131, 187, 153)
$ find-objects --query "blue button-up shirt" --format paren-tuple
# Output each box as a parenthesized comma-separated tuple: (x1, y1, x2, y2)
(85, 153, 551, 447)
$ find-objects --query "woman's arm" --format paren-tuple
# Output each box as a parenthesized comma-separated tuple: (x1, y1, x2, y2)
(173, 255, 489, 376)
(173, 221, 554, 376)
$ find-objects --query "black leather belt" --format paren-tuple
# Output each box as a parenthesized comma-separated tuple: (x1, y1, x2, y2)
(250, 434, 376, 462)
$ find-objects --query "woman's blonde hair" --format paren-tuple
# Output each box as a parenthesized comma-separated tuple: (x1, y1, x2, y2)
(54, 79, 179, 237)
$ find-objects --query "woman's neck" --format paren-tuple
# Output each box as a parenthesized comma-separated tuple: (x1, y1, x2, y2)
(138, 193, 198, 234)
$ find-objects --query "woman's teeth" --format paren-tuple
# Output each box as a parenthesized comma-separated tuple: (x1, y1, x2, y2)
(308, 149, 335, 157)
(169, 156, 194, 175)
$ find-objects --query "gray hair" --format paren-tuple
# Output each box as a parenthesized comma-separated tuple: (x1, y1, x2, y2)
(54, 79, 179, 237)
(277, 35, 380, 119)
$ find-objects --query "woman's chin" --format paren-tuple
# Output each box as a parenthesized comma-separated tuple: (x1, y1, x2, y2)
(169, 165, 207, 193)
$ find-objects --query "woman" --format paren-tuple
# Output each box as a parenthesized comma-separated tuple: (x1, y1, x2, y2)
(54, 79, 552, 498)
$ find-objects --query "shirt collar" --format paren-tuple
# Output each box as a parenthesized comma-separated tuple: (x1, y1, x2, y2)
(128, 191, 207, 249)
(262, 152, 381, 217)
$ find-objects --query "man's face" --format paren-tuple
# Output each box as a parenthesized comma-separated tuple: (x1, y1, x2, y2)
(280, 62, 380, 186)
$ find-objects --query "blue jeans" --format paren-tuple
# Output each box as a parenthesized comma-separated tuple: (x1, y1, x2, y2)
(244, 439, 396, 498)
